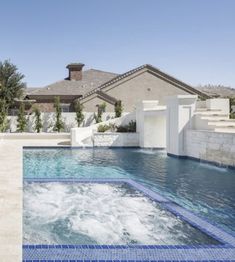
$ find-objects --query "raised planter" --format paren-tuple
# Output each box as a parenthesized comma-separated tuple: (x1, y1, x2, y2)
(93, 132, 139, 147)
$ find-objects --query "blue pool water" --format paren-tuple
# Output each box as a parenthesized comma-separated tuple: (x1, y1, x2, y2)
(23, 148, 235, 235)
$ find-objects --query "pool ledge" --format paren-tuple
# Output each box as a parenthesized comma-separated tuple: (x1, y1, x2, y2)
(23, 178, 235, 261)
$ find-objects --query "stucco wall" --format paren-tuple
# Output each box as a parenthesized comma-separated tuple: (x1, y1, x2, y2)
(185, 130, 235, 167)
(7, 112, 121, 132)
(82, 71, 189, 112)
(93, 132, 139, 147)
(82, 96, 114, 112)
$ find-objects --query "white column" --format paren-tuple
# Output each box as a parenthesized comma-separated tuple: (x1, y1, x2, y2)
(166, 95, 197, 156)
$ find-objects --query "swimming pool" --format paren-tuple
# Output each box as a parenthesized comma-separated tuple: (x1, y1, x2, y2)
(23, 147, 235, 235)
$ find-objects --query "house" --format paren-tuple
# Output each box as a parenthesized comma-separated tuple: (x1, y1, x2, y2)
(24, 63, 209, 113)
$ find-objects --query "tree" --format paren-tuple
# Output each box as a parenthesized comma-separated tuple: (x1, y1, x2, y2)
(94, 102, 106, 123)
(0, 99, 9, 132)
(17, 102, 27, 132)
(230, 97, 235, 119)
(33, 107, 43, 133)
(0, 60, 26, 107)
(74, 100, 84, 127)
(53, 96, 64, 132)
(114, 100, 123, 118)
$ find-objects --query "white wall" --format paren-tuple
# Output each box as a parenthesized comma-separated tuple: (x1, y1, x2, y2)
(71, 112, 136, 147)
(185, 130, 235, 167)
(206, 98, 230, 114)
(7, 112, 126, 132)
(93, 133, 139, 147)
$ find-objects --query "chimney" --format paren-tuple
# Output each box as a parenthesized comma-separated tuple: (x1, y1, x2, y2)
(66, 63, 85, 81)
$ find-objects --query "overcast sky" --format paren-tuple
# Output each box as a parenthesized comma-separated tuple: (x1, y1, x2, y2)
(0, 0, 234, 88)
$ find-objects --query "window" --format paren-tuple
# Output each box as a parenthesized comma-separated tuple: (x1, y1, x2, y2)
(61, 104, 70, 112)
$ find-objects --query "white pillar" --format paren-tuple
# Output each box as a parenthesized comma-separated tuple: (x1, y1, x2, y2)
(166, 95, 197, 156)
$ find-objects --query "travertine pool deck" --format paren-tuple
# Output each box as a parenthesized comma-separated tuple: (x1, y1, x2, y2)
(0, 137, 69, 262)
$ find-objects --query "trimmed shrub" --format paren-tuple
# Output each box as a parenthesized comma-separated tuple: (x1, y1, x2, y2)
(17, 102, 27, 132)
(97, 124, 110, 133)
(33, 107, 43, 133)
(53, 96, 64, 132)
(116, 120, 136, 133)
(114, 100, 123, 118)
(94, 102, 106, 123)
(74, 100, 84, 127)
(0, 99, 9, 132)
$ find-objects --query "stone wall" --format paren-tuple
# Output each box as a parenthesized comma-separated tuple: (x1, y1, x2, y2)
(93, 132, 139, 147)
(185, 130, 235, 167)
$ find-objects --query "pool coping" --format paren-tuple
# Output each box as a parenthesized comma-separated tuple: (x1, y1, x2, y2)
(23, 178, 235, 261)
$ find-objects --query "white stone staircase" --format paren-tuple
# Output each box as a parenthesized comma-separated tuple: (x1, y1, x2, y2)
(194, 102, 235, 133)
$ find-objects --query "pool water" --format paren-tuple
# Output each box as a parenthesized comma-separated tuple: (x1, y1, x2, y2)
(23, 148, 235, 235)
(24, 182, 220, 245)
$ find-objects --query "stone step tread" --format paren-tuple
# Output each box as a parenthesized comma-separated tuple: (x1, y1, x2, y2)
(196, 108, 222, 112)
(215, 127, 235, 133)
(201, 116, 230, 120)
(208, 121, 235, 127)
(195, 111, 228, 116)
(208, 118, 235, 122)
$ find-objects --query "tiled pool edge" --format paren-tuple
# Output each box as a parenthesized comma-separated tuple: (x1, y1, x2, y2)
(23, 178, 235, 261)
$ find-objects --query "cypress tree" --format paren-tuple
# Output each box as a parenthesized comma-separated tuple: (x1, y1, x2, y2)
(33, 107, 43, 133)
(17, 102, 27, 132)
(53, 96, 64, 132)
(74, 100, 84, 127)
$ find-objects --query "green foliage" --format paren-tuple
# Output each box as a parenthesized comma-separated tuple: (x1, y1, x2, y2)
(94, 113, 101, 123)
(33, 107, 43, 133)
(114, 100, 123, 118)
(94, 102, 106, 123)
(230, 97, 235, 119)
(17, 102, 27, 132)
(108, 123, 116, 132)
(53, 96, 64, 132)
(74, 100, 84, 127)
(0, 60, 26, 107)
(97, 124, 110, 133)
(0, 99, 9, 132)
(97, 123, 117, 133)
(116, 120, 136, 133)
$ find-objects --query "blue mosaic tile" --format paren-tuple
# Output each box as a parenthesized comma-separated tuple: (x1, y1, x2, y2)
(23, 178, 235, 261)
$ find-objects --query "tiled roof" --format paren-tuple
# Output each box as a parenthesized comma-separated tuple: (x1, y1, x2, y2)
(25, 88, 41, 94)
(26, 64, 210, 100)
(27, 69, 118, 97)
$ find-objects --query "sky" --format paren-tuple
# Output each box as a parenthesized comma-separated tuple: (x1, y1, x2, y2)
(0, 0, 235, 88)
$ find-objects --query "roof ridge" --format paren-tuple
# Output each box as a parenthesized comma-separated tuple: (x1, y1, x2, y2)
(80, 64, 210, 101)
(84, 68, 118, 75)
(80, 64, 148, 100)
